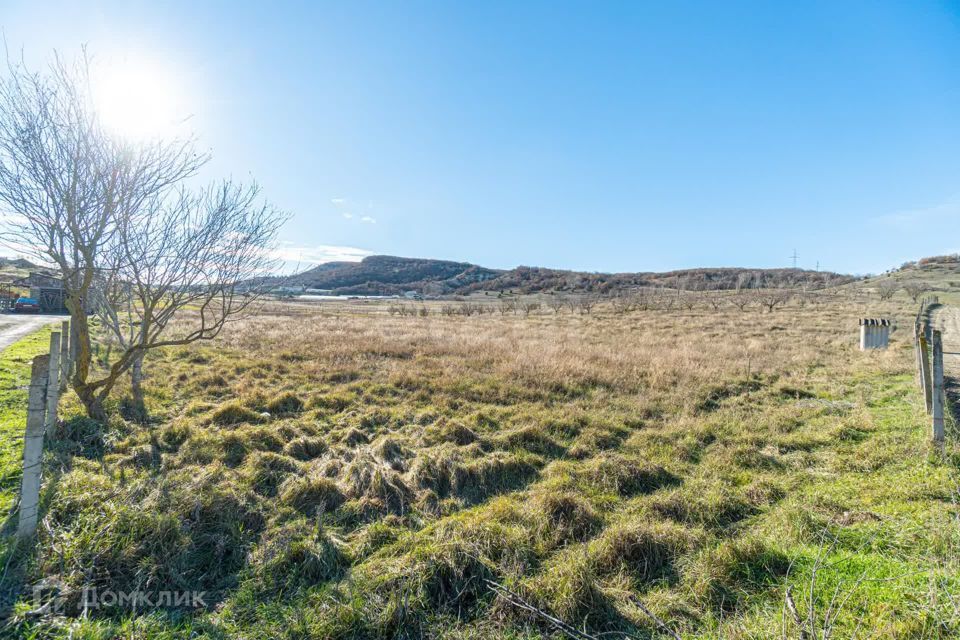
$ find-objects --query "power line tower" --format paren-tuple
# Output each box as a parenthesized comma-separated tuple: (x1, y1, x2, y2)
(789, 249, 799, 269)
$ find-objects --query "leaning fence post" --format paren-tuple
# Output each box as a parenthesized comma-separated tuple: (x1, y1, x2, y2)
(45, 332, 61, 437)
(17, 355, 49, 539)
(59, 320, 70, 392)
(932, 330, 945, 445)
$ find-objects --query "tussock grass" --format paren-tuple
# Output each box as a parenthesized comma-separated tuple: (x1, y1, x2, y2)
(6, 295, 959, 639)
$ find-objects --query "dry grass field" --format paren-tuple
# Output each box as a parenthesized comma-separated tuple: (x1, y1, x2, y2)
(5, 294, 960, 639)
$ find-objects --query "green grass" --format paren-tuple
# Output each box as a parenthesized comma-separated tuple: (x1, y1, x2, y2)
(0, 326, 54, 514)
(3, 303, 959, 639)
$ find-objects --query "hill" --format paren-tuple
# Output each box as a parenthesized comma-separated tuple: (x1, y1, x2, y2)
(858, 254, 960, 304)
(287, 255, 502, 295)
(287, 255, 855, 296)
(0, 257, 47, 285)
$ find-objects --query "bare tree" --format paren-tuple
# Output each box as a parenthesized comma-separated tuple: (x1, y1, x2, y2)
(0, 52, 284, 419)
(902, 282, 924, 302)
(498, 299, 516, 316)
(519, 300, 541, 316)
(677, 292, 698, 311)
(546, 294, 566, 314)
(609, 292, 637, 314)
(753, 289, 790, 313)
(94, 183, 283, 418)
(576, 294, 598, 314)
(731, 293, 752, 312)
(704, 294, 724, 312)
(876, 281, 899, 301)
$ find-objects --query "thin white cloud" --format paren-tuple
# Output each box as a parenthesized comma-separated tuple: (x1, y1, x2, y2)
(273, 243, 373, 266)
(331, 196, 379, 226)
(876, 198, 960, 227)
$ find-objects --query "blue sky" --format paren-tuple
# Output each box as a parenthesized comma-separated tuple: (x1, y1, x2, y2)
(4, 1, 960, 274)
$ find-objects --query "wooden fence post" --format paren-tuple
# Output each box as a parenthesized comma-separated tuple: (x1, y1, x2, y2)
(17, 355, 49, 539)
(932, 330, 945, 445)
(59, 320, 69, 392)
(920, 332, 933, 414)
(45, 332, 61, 437)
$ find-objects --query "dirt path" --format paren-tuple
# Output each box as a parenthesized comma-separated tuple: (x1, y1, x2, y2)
(930, 305, 960, 419)
(0, 314, 63, 352)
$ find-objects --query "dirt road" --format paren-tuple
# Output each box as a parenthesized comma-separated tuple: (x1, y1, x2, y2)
(930, 305, 960, 416)
(0, 314, 63, 352)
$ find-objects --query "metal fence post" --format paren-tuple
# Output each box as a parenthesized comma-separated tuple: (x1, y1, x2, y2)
(17, 355, 49, 539)
(932, 330, 945, 445)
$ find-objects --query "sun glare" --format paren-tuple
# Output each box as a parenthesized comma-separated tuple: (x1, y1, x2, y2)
(90, 58, 185, 141)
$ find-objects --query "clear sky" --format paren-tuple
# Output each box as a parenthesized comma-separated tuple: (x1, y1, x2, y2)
(3, 1, 960, 274)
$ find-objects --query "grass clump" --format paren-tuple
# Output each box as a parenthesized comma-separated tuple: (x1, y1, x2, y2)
(210, 400, 263, 426)
(244, 519, 346, 596)
(533, 491, 602, 547)
(242, 451, 301, 497)
(284, 435, 328, 460)
(341, 455, 413, 515)
(265, 391, 304, 416)
(279, 475, 345, 516)
(685, 535, 791, 613)
(588, 519, 699, 586)
(583, 454, 680, 496)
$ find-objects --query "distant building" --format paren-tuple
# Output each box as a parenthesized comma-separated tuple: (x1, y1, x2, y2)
(11, 271, 62, 289)
(403, 290, 422, 300)
(12, 272, 66, 312)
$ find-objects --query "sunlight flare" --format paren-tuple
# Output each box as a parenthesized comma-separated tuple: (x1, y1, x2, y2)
(90, 57, 185, 140)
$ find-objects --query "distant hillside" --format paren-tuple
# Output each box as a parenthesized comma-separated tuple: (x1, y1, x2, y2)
(285, 255, 854, 296)
(860, 254, 960, 301)
(286, 255, 502, 295)
(0, 256, 45, 283)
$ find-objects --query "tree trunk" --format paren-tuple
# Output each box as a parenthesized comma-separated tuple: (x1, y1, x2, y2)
(129, 353, 147, 422)
(76, 384, 107, 422)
